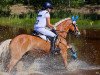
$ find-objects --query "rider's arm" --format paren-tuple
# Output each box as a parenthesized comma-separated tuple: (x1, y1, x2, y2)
(46, 17, 54, 29)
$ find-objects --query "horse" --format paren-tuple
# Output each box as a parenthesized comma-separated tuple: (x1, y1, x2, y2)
(5, 17, 80, 72)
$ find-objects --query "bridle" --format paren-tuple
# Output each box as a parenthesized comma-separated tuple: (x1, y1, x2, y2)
(55, 22, 79, 39)
(55, 22, 77, 33)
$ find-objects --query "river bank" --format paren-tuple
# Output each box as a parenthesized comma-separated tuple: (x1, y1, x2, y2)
(0, 17, 100, 30)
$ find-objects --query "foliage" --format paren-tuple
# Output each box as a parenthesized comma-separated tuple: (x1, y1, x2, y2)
(85, 0, 100, 5)
(0, 0, 99, 29)
(0, 12, 99, 29)
(71, 0, 84, 7)
(0, 0, 99, 9)
(0, 0, 12, 16)
(0, 0, 99, 17)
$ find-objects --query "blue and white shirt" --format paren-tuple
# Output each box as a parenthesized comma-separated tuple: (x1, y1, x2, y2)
(34, 10, 50, 29)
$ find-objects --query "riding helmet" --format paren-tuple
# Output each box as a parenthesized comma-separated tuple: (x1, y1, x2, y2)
(43, 2, 53, 9)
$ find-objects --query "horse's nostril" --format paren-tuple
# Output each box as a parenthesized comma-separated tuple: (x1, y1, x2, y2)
(75, 31, 81, 37)
(78, 32, 81, 35)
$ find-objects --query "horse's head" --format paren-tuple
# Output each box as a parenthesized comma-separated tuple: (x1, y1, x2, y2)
(70, 16, 81, 37)
(54, 16, 80, 38)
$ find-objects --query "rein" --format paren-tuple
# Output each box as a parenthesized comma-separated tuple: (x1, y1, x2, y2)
(53, 18, 78, 39)
(55, 22, 73, 33)
(56, 30, 67, 33)
(55, 30, 67, 39)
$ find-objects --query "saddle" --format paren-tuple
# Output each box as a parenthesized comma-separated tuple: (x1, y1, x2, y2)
(32, 30, 43, 36)
(32, 29, 57, 41)
(32, 30, 51, 41)
(32, 29, 60, 54)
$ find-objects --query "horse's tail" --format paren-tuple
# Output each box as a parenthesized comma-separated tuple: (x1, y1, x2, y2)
(0, 39, 12, 58)
(0, 39, 12, 71)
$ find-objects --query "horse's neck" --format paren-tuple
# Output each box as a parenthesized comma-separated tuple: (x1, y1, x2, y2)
(56, 20, 70, 32)
(55, 18, 71, 31)
(55, 18, 72, 39)
(56, 21, 66, 30)
(56, 22, 69, 38)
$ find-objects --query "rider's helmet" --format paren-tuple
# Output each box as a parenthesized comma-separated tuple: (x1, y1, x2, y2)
(43, 2, 53, 9)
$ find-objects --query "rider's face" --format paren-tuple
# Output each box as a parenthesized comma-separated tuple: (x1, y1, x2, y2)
(47, 8, 52, 12)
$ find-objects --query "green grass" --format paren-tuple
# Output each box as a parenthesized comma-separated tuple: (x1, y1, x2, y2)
(0, 16, 61, 29)
(0, 17, 35, 29)
(77, 20, 100, 29)
(0, 16, 100, 29)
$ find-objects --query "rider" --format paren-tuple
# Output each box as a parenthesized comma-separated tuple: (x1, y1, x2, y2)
(34, 2, 58, 54)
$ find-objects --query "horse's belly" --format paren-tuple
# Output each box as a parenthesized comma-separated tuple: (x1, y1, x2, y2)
(26, 50, 48, 58)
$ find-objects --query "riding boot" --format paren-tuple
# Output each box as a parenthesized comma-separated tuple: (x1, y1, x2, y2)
(50, 36, 60, 54)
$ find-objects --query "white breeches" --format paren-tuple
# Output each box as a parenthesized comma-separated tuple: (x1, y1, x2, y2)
(34, 28, 56, 37)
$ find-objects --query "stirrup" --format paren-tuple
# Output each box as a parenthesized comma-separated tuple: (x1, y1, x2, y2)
(51, 47, 60, 55)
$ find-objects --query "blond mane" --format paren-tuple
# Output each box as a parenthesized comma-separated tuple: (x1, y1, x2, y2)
(54, 18, 71, 27)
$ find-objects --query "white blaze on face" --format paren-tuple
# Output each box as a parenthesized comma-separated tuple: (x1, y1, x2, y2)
(73, 21, 76, 25)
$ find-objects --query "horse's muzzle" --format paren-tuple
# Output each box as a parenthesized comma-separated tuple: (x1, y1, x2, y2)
(75, 31, 81, 37)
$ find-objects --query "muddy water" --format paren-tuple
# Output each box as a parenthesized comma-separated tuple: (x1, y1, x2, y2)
(0, 26, 100, 75)
(70, 29, 100, 66)
(0, 26, 29, 42)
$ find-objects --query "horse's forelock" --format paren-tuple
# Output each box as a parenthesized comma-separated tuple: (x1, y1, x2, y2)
(54, 18, 71, 27)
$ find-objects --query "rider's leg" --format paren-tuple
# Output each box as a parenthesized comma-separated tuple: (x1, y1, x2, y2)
(50, 36, 60, 54)
(35, 28, 56, 37)
(35, 28, 59, 53)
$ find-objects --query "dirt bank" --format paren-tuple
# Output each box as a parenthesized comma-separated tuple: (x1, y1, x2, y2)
(9, 4, 100, 15)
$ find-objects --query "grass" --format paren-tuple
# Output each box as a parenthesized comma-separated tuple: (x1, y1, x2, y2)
(0, 16, 60, 29)
(0, 17, 34, 29)
(77, 20, 100, 29)
(0, 16, 100, 30)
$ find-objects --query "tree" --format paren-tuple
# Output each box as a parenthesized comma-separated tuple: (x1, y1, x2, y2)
(85, 0, 100, 4)
(0, 0, 13, 16)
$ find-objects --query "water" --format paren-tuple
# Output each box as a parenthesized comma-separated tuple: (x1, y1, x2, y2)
(0, 26, 100, 75)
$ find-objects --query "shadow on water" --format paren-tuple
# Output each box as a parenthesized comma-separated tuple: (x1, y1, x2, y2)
(0, 26, 28, 42)
(0, 26, 100, 75)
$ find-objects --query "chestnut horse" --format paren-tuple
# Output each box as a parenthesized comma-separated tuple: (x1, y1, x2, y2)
(7, 17, 80, 72)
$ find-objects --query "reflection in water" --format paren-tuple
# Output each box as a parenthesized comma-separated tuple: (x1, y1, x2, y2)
(0, 26, 29, 42)
(69, 32, 100, 66)
(0, 26, 100, 75)
(79, 39, 100, 65)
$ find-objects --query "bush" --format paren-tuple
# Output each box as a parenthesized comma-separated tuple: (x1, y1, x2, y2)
(71, 0, 84, 7)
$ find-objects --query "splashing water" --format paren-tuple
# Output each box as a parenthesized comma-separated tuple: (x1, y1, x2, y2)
(0, 39, 11, 56)
(67, 43, 100, 72)
(0, 40, 100, 75)
(67, 60, 89, 71)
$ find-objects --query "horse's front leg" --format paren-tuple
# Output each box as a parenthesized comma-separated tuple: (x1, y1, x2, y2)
(59, 43, 68, 68)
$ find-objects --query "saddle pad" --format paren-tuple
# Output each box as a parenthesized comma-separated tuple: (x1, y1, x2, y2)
(38, 35, 50, 42)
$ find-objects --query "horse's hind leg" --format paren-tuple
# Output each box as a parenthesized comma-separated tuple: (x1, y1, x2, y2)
(59, 43, 68, 68)
(7, 51, 25, 72)
(7, 49, 26, 72)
